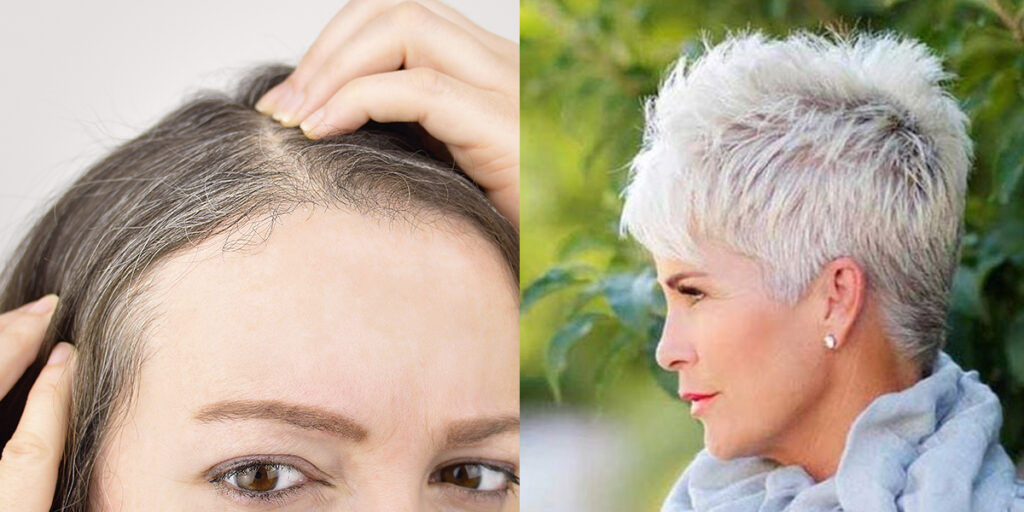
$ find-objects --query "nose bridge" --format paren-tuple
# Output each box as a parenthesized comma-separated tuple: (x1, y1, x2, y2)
(340, 441, 429, 512)
(656, 306, 696, 370)
(344, 479, 422, 512)
(355, 498, 418, 512)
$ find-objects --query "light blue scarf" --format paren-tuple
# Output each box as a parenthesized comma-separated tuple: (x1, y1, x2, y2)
(663, 353, 1024, 512)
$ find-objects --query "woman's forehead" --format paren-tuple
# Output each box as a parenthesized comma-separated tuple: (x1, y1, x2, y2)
(133, 205, 518, 429)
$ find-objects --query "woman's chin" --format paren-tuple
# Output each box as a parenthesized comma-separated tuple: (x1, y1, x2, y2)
(703, 432, 757, 461)
(704, 434, 733, 460)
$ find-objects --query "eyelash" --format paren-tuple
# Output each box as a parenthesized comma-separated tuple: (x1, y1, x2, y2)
(675, 284, 706, 303)
(209, 458, 319, 505)
(431, 461, 520, 501)
(209, 458, 520, 505)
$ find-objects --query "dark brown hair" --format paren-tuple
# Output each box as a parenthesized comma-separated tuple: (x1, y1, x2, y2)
(0, 64, 517, 511)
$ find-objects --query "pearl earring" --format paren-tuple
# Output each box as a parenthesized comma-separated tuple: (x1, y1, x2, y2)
(824, 334, 838, 350)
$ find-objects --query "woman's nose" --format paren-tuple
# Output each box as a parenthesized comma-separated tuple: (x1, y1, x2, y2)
(351, 493, 418, 512)
(655, 314, 697, 371)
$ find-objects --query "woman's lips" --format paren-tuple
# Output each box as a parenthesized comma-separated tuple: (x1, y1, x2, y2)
(681, 392, 717, 401)
(680, 392, 719, 417)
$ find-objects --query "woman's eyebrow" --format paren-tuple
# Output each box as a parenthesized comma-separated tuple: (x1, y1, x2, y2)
(194, 399, 369, 442)
(443, 416, 519, 449)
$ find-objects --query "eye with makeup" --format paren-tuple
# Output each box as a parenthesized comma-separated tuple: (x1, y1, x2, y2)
(675, 283, 706, 303)
(208, 455, 327, 504)
(430, 460, 520, 501)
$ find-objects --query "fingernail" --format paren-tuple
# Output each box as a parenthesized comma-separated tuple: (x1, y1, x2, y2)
(300, 108, 326, 137)
(277, 89, 306, 126)
(25, 294, 58, 314)
(47, 342, 72, 365)
(267, 82, 291, 120)
(254, 98, 271, 114)
(257, 82, 288, 115)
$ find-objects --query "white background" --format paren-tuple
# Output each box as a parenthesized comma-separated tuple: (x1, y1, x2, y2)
(0, 0, 518, 263)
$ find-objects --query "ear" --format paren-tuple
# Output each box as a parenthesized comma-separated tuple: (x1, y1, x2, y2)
(817, 257, 867, 348)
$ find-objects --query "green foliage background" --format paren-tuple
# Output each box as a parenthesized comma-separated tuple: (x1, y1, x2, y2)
(521, 0, 1024, 507)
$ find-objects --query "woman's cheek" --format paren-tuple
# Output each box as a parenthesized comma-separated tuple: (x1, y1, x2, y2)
(699, 304, 786, 457)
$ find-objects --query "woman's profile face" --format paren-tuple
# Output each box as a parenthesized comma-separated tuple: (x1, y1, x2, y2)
(90, 206, 519, 511)
(653, 243, 827, 462)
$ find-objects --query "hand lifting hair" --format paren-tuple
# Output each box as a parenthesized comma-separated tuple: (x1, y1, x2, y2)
(620, 32, 1024, 511)
(0, 1, 519, 510)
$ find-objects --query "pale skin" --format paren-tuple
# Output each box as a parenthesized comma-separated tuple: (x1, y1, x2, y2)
(0, 1, 519, 509)
(91, 206, 519, 510)
(3, 206, 519, 511)
(654, 243, 920, 482)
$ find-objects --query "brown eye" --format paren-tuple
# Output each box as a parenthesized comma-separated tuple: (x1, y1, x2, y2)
(434, 463, 515, 491)
(218, 463, 307, 494)
(440, 464, 482, 488)
(235, 464, 278, 491)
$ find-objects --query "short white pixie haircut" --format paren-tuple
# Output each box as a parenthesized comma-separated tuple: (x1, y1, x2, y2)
(620, 31, 971, 372)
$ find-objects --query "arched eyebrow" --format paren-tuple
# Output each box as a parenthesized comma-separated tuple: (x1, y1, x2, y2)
(194, 399, 369, 442)
(443, 416, 520, 449)
(195, 400, 518, 448)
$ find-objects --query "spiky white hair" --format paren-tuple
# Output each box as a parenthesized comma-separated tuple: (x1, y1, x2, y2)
(620, 31, 971, 370)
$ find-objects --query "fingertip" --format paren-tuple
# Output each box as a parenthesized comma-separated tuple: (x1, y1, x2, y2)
(277, 90, 307, 126)
(299, 108, 327, 138)
(46, 342, 73, 366)
(17, 294, 58, 315)
(256, 82, 287, 115)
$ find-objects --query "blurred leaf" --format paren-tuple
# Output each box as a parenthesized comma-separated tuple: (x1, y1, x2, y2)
(595, 330, 642, 398)
(946, 310, 978, 368)
(960, 73, 998, 114)
(951, 266, 989, 322)
(557, 229, 621, 260)
(1005, 311, 1024, 386)
(834, 0, 887, 15)
(958, 0, 1003, 16)
(987, 219, 1024, 264)
(994, 128, 1024, 204)
(522, 264, 591, 312)
(975, 232, 1009, 286)
(546, 312, 607, 402)
(599, 268, 659, 333)
(770, 0, 790, 19)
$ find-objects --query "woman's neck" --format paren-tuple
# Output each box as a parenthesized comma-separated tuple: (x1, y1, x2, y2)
(761, 329, 921, 482)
